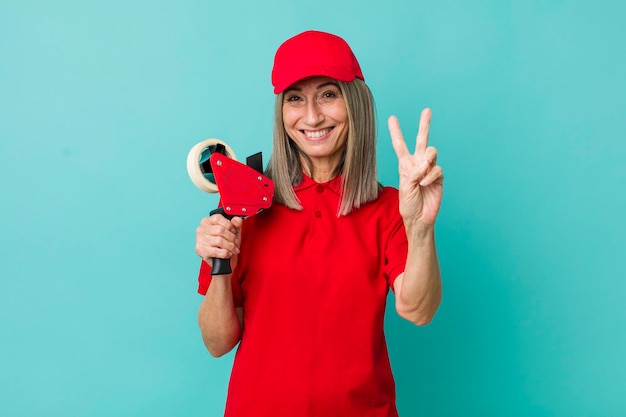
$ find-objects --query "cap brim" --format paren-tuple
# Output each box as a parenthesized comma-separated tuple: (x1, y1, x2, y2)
(273, 66, 357, 94)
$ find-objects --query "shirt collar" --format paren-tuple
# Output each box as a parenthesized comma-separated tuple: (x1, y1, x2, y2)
(294, 173, 343, 196)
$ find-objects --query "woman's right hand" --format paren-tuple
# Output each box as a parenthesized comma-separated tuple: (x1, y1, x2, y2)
(195, 214, 243, 270)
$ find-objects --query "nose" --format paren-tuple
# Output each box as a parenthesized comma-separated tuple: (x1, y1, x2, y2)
(302, 99, 324, 126)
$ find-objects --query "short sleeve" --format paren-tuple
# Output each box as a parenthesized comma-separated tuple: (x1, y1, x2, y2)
(383, 207, 408, 290)
(197, 260, 244, 307)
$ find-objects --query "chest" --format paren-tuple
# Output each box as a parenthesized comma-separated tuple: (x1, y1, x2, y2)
(236, 193, 393, 305)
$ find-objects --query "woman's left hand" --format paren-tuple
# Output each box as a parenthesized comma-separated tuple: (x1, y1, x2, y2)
(388, 108, 444, 227)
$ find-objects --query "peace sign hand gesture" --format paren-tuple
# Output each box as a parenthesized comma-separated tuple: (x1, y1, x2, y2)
(389, 108, 444, 227)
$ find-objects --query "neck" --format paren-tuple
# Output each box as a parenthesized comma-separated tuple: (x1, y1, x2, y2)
(301, 155, 342, 183)
(302, 162, 338, 183)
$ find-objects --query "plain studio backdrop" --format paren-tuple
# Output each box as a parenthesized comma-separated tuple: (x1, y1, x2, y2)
(1, 1, 625, 416)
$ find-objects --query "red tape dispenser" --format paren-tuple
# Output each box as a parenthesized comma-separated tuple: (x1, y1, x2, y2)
(187, 139, 274, 275)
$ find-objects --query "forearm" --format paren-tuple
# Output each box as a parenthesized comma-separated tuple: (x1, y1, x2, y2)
(198, 273, 242, 357)
(395, 223, 442, 325)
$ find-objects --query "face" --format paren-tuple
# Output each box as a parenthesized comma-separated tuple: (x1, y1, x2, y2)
(282, 76, 349, 176)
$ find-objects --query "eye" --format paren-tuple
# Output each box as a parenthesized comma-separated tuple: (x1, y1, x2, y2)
(284, 94, 303, 102)
(317, 88, 342, 105)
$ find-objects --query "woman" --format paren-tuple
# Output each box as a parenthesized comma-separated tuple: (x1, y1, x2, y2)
(195, 30, 443, 417)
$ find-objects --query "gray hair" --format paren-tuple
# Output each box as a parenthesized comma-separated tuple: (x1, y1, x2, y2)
(266, 78, 381, 216)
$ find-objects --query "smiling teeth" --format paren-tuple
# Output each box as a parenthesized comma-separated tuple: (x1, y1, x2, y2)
(304, 128, 331, 139)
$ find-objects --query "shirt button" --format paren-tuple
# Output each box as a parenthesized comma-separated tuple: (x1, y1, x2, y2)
(314, 210, 322, 218)
(316, 185, 324, 193)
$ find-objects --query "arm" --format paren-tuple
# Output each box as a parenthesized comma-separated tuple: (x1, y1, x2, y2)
(393, 224, 442, 326)
(198, 277, 243, 357)
(195, 215, 244, 356)
(389, 109, 444, 326)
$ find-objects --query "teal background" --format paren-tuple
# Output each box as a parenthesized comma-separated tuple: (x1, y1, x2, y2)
(1, 0, 625, 416)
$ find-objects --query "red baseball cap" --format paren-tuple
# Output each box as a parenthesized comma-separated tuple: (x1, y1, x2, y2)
(271, 30, 365, 94)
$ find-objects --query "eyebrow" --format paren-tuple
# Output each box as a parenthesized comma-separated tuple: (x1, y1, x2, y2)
(284, 82, 340, 94)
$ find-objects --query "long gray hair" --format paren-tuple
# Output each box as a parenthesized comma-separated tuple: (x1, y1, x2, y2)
(265, 78, 381, 216)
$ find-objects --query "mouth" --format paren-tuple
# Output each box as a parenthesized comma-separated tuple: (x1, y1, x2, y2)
(302, 127, 333, 140)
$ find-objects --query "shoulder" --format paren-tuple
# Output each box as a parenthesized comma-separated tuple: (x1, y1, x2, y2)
(379, 185, 399, 199)
(239, 202, 296, 235)
(346, 185, 401, 225)
(370, 185, 400, 210)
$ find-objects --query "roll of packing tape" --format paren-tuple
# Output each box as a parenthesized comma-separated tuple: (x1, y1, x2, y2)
(186, 138, 236, 193)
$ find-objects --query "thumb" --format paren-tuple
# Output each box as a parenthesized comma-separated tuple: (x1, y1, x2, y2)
(231, 216, 244, 230)
(231, 216, 244, 244)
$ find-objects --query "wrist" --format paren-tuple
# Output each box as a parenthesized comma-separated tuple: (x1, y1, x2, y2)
(404, 220, 435, 243)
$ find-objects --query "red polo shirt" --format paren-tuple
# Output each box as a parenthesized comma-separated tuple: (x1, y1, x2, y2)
(198, 174, 408, 417)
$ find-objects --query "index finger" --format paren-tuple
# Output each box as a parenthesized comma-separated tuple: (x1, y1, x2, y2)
(388, 115, 410, 159)
(208, 213, 238, 232)
(415, 108, 432, 155)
